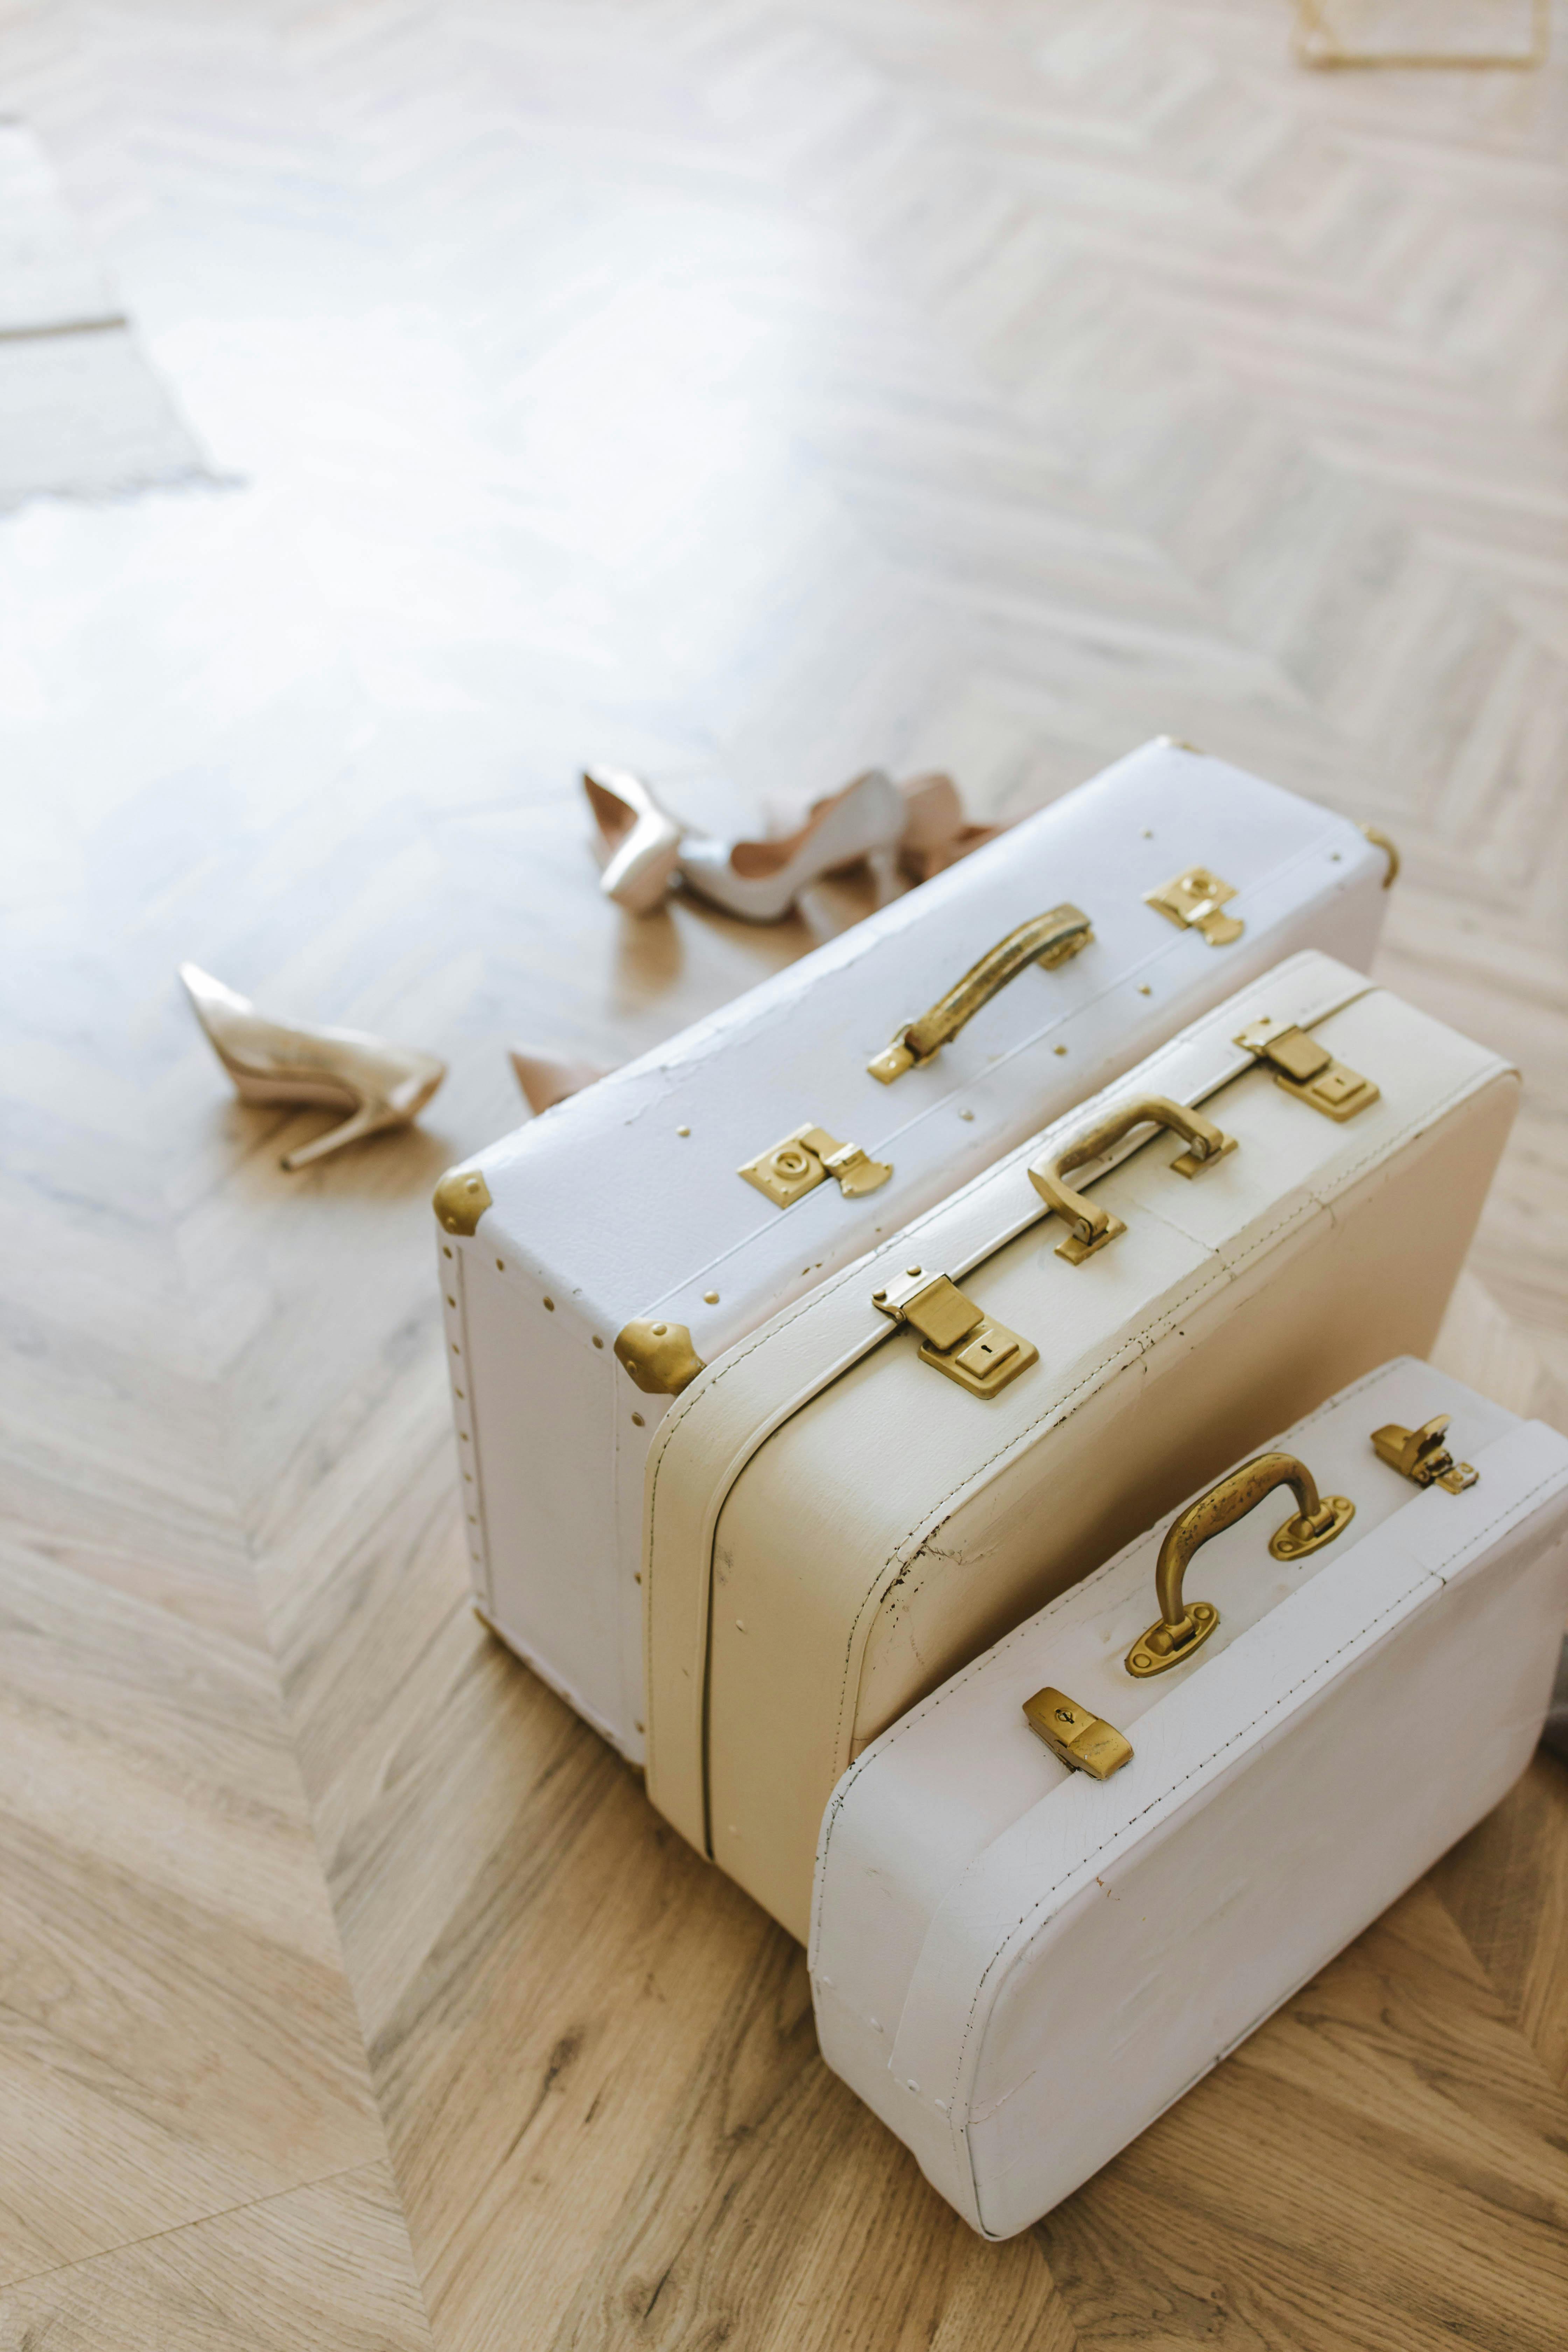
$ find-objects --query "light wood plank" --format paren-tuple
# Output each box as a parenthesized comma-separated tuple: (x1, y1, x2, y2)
(0, 2163, 433, 2352)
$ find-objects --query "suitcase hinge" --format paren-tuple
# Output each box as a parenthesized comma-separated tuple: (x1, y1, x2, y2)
(1234, 1016, 1379, 1121)
(1022, 1686, 1133, 1780)
(1371, 1415, 1478, 1494)
(871, 1267, 1038, 1399)
(737, 1122, 892, 1209)
(1144, 865, 1244, 946)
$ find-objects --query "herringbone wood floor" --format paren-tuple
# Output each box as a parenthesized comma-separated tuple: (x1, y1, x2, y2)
(1, 1, 1566, 2345)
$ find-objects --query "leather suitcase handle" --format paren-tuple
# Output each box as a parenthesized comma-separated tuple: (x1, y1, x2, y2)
(1028, 1093, 1235, 1262)
(1125, 1450, 1356, 1676)
(867, 904, 1093, 1082)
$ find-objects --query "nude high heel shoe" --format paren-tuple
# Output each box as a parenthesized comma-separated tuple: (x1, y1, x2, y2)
(180, 964, 447, 1170)
(676, 767, 903, 923)
(896, 771, 1004, 884)
(583, 766, 685, 914)
(509, 1048, 611, 1115)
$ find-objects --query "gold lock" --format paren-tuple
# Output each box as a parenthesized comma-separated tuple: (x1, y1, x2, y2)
(871, 1266, 1037, 1399)
(1371, 1415, 1478, 1494)
(737, 1122, 892, 1209)
(1234, 1016, 1379, 1122)
(1022, 1687, 1133, 1780)
(1144, 866, 1244, 947)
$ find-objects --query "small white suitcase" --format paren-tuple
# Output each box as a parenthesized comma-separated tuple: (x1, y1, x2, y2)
(436, 743, 1391, 1757)
(643, 954, 1517, 1937)
(812, 1360, 1568, 2237)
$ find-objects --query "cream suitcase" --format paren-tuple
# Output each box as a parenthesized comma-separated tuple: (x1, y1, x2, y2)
(812, 1360, 1568, 2236)
(643, 954, 1517, 1937)
(436, 742, 1391, 1758)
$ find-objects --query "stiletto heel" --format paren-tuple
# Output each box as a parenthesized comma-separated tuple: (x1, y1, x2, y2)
(583, 766, 685, 914)
(509, 1048, 611, 1114)
(179, 964, 446, 1170)
(677, 768, 903, 923)
(896, 771, 1003, 884)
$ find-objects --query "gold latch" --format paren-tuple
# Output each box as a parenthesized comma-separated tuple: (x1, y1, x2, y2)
(871, 1266, 1038, 1399)
(1144, 866, 1244, 947)
(1371, 1415, 1478, 1495)
(1234, 1016, 1379, 1121)
(1022, 1687, 1133, 1780)
(737, 1123, 892, 1209)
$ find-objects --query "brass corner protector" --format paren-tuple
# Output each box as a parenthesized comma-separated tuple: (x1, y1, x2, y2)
(1360, 824, 1400, 889)
(615, 1318, 706, 1396)
(434, 1166, 493, 1237)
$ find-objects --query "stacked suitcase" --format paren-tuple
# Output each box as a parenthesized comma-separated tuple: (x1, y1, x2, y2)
(434, 740, 1568, 2238)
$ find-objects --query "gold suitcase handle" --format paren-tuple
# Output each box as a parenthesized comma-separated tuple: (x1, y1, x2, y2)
(1125, 1450, 1355, 1677)
(868, 904, 1093, 1083)
(1029, 1094, 1236, 1263)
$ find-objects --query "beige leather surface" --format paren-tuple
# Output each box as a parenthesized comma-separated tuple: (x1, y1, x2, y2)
(643, 960, 1518, 1939)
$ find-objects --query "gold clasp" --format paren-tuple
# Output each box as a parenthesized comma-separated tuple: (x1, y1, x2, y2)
(1028, 1094, 1237, 1265)
(868, 904, 1093, 1083)
(1125, 1449, 1355, 1677)
(1234, 1016, 1378, 1122)
(1371, 1415, 1477, 1494)
(1022, 1687, 1133, 1780)
(871, 1266, 1038, 1399)
(1144, 866, 1244, 947)
(737, 1122, 892, 1209)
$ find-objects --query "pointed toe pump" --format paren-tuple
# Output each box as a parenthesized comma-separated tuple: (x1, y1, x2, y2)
(509, 1048, 611, 1115)
(180, 964, 447, 1170)
(583, 765, 685, 915)
(896, 770, 1003, 884)
(677, 766, 904, 923)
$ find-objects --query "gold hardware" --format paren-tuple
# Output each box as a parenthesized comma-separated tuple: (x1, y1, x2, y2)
(1371, 1415, 1478, 1496)
(1029, 1095, 1237, 1265)
(1144, 867, 1243, 947)
(1022, 1687, 1133, 1780)
(434, 1166, 493, 1237)
(867, 904, 1093, 1083)
(871, 1267, 1038, 1399)
(1126, 1449, 1355, 1677)
(1293, 0, 1548, 72)
(738, 1122, 892, 1208)
(614, 1319, 706, 1396)
(1360, 825, 1400, 888)
(1234, 1016, 1379, 1122)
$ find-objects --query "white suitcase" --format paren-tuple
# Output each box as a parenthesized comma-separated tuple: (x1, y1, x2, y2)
(436, 743, 1392, 1758)
(643, 954, 1517, 1937)
(812, 1359, 1568, 2237)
